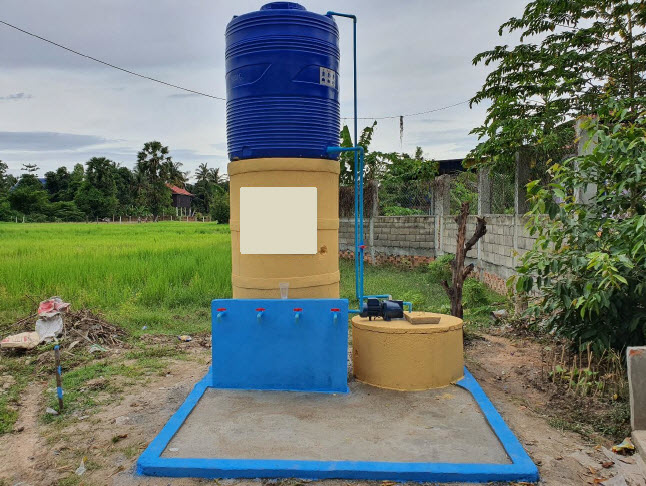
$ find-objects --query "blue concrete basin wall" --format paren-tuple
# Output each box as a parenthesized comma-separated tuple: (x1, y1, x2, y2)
(211, 299, 349, 393)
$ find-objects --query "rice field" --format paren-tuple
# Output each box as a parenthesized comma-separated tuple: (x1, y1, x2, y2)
(0, 222, 232, 335)
(0, 222, 499, 336)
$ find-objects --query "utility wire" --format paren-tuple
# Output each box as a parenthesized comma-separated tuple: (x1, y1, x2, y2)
(0, 19, 226, 101)
(349, 100, 471, 120)
(1, 19, 470, 117)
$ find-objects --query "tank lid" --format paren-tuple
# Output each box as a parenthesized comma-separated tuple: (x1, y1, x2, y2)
(260, 2, 306, 10)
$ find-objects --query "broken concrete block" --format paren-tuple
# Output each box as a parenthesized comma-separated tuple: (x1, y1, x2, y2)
(403, 311, 441, 325)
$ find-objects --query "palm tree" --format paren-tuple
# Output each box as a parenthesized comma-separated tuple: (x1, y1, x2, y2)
(196, 163, 210, 183)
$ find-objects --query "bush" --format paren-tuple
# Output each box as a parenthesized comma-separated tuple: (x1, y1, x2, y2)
(463, 278, 490, 308)
(0, 198, 18, 222)
(427, 254, 454, 283)
(26, 213, 48, 223)
(49, 201, 86, 222)
(399, 291, 426, 311)
(517, 98, 646, 351)
(210, 190, 230, 224)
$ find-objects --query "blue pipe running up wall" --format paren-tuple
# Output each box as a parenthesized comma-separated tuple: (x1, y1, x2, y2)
(326, 11, 411, 315)
(326, 146, 364, 313)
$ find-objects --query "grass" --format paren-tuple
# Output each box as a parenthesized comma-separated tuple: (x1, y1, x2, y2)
(42, 345, 183, 424)
(0, 222, 500, 334)
(0, 222, 231, 335)
(0, 221, 503, 435)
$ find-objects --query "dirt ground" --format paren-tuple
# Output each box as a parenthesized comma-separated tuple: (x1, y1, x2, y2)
(1, 332, 645, 486)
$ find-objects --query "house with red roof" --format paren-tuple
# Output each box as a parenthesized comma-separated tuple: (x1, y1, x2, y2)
(166, 184, 194, 216)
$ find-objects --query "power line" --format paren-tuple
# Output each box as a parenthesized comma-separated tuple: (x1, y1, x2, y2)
(343, 99, 471, 121)
(1, 19, 471, 118)
(0, 19, 226, 101)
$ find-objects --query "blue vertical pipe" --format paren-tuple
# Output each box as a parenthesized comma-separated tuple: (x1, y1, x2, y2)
(326, 11, 410, 314)
(327, 146, 364, 312)
(326, 11, 364, 312)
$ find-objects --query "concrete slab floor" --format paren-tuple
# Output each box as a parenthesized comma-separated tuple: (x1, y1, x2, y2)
(162, 381, 511, 465)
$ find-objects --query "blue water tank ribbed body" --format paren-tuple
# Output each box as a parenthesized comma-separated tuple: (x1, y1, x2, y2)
(225, 2, 340, 161)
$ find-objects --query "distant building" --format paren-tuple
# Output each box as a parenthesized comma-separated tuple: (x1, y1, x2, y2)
(166, 184, 194, 217)
(437, 159, 466, 175)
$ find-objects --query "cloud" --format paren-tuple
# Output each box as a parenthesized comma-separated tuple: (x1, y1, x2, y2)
(0, 131, 111, 151)
(167, 93, 202, 98)
(0, 92, 32, 101)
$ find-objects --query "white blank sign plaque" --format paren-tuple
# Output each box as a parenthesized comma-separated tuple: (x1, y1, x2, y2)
(240, 187, 317, 255)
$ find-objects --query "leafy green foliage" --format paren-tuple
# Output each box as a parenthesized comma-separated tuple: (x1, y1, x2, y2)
(470, 0, 646, 171)
(7, 174, 50, 215)
(0, 160, 16, 195)
(337, 123, 438, 215)
(75, 157, 119, 219)
(44, 166, 72, 202)
(49, 201, 86, 222)
(517, 99, 646, 351)
(463, 279, 490, 308)
(135, 141, 174, 217)
(450, 171, 478, 214)
(427, 254, 454, 283)
(192, 163, 227, 216)
(210, 186, 230, 223)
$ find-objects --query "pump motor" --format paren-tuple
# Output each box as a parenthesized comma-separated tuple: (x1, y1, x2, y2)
(360, 298, 404, 321)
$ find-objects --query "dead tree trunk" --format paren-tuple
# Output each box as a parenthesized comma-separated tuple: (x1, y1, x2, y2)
(441, 202, 487, 318)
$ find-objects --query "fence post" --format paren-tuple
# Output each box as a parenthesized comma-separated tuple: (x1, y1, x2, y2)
(477, 168, 492, 276)
(477, 168, 492, 215)
(369, 180, 378, 265)
(432, 175, 451, 256)
(514, 150, 530, 215)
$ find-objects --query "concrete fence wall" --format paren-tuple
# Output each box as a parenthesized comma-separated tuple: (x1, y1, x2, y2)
(339, 214, 537, 294)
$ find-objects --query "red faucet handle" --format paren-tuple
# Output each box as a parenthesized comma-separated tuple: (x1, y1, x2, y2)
(293, 308, 303, 312)
(330, 308, 340, 312)
(216, 308, 226, 312)
(359, 245, 366, 250)
(255, 308, 266, 312)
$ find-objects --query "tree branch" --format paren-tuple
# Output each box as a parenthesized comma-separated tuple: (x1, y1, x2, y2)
(463, 263, 475, 280)
(464, 217, 488, 253)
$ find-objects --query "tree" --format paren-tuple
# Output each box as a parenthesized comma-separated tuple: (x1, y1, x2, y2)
(516, 99, 646, 351)
(470, 0, 646, 171)
(192, 163, 226, 215)
(441, 203, 487, 318)
(62, 164, 85, 202)
(135, 141, 173, 218)
(378, 147, 438, 214)
(8, 174, 49, 215)
(114, 165, 135, 213)
(74, 157, 118, 219)
(338, 122, 384, 184)
(0, 160, 17, 195)
(44, 166, 71, 202)
(21, 163, 39, 174)
(161, 160, 188, 188)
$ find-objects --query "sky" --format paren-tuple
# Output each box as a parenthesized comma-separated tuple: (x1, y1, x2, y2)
(0, 0, 526, 180)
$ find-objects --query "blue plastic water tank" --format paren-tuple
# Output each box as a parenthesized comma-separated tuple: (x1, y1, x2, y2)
(225, 2, 340, 161)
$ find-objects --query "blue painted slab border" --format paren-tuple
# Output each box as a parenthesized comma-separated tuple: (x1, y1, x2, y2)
(137, 368, 539, 483)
